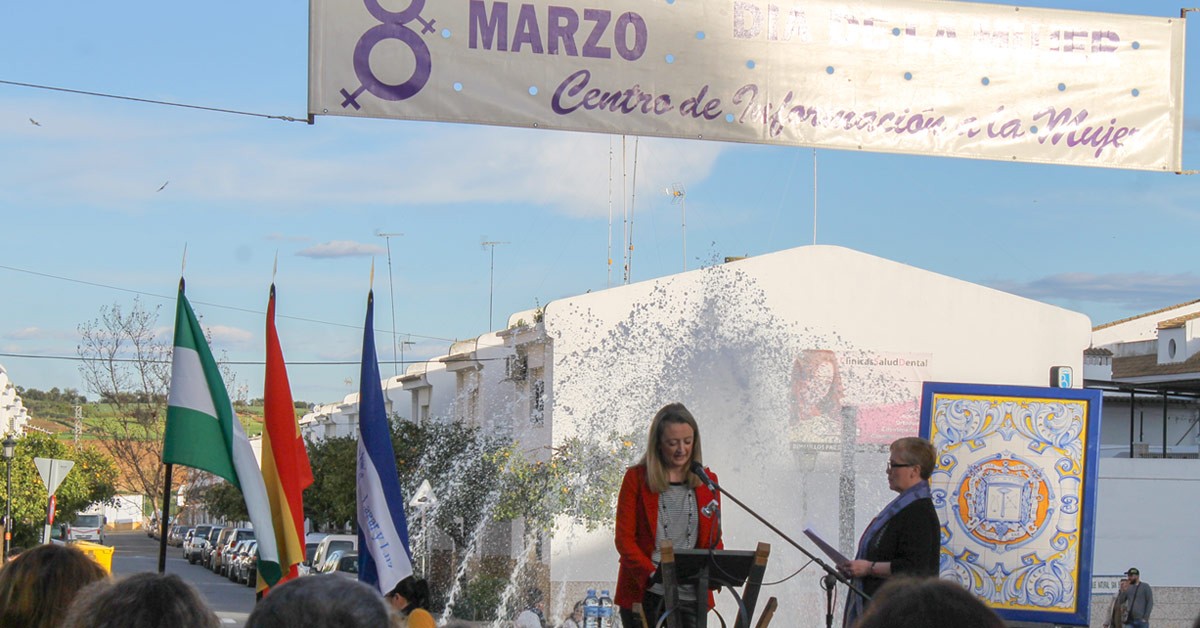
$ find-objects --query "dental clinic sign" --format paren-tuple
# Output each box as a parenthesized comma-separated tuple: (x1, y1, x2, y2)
(309, 0, 1186, 171)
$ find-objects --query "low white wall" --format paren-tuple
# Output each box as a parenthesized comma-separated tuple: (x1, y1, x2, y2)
(1094, 458, 1200, 587)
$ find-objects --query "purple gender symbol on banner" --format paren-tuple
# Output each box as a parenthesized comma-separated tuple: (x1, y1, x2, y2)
(342, 0, 435, 108)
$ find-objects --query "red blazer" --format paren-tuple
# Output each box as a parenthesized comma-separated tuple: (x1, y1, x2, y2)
(614, 464, 723, 609)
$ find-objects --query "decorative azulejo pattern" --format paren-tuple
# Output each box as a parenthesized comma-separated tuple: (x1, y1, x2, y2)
(921, 383, 1102, 627)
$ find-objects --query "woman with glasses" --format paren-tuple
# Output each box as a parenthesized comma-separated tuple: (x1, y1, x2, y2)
(837, 437, 941, 627)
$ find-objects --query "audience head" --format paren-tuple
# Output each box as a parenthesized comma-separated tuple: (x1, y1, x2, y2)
(246, 574, 390, 628)
(525, 587, 544, 610)
(63, 572, 219, 628)
(856, 576, 1005, 628)
(386, 575, 431, 614)
(0, 543, 110, 628)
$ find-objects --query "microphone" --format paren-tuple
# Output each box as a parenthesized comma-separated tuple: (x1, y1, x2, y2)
(690, 461, 719, 492)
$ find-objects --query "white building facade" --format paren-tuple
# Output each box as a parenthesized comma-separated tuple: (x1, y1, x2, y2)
(0, 364, 32, 436)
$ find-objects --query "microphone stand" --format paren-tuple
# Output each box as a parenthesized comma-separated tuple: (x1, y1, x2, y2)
(821, 573, 838, 628)
(690, 465, 870, 610)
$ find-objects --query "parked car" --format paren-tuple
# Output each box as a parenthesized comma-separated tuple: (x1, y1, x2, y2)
(67, 513, 106, 545)
(318, 550, 359, 579)
(225, 540, 251, 581)
(184, 524, 213, 563)
(299, 532, 329, 575)
(213, 527, 254, 576)
(201, 526, 225, 568)
(233, 540, 258, 585)
(308, 534, 356, 577)
(167, 525, 191, 547)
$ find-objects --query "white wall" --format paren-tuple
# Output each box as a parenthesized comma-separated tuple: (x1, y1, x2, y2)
(540, 245, 1093, 618)
(1094, 458, 1200, 586)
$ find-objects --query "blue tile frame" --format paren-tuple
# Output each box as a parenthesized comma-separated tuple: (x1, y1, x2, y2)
(920, 381, 1102, 627)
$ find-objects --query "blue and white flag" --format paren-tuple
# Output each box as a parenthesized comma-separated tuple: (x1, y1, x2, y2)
(356, 290, 414, 593)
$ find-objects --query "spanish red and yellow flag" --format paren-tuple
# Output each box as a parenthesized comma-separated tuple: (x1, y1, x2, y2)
(260, 284, 314, 589)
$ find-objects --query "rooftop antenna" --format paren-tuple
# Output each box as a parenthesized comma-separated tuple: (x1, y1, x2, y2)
(812, 148, 818, 245)
(667, 183, 687, 271)
(608, 137, 614, 288)
(625, 136, 641, 284)
(376, 230, 404, 375)
(399, 335, 416, 371)
(621, 136, 629, 284)
(481, 238, 510, 330)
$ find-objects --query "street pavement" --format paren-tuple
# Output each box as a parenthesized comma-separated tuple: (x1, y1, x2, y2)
(109, 529, 255, 627)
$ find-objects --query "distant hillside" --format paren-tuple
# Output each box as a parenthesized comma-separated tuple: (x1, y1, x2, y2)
(17, 387, 317, 442)
(21, 393, 269, 439)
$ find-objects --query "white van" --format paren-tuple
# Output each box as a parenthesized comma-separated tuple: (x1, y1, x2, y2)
(68, 512, 106, 545)
(307, 534, 356, 575)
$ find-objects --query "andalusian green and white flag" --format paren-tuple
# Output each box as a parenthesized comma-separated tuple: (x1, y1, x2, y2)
(163, 283, 282, 585)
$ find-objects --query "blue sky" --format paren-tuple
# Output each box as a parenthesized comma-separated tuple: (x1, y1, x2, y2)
(1, 1, 1198, 404)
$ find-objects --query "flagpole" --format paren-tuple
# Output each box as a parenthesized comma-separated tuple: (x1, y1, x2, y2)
(158, 464, 172, 573)
(159, 275, 186, 574)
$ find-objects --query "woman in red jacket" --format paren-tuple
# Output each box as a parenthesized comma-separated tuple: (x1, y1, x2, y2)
(615, 403, 722, 628)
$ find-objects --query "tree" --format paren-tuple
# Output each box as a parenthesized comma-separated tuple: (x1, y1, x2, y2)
(493, 430, 640, 533)
(390, 419, 508, 550)
(300, 418, 510, 545)
(199, 480, 250, 523)
(304, 435, 358, 530)
(76, 298, 173, 508)
(1, 432, 119, 548)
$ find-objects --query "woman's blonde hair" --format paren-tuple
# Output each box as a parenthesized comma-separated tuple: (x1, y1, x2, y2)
(638, 402, 703, 493)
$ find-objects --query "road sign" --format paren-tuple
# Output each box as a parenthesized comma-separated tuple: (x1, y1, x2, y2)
(34, 457, 75, 495)
(409, 479, 438, 510)
(34, 458, 75, 544)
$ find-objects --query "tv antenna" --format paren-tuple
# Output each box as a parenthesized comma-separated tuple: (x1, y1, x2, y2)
(376, 230, 404, 375)
(481, 239, 509, 330)
(667, 183, 687, 271)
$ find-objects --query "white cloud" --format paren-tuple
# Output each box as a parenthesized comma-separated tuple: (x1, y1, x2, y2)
(0, 100, 729, 219)
(7, 327, 46, 340)
(205, 324, 254, 347)
(265, 233, 311, 242)
(989, 272, 1200, 310)
(4, 327, 77, 342)
(297, 240, 386, 258)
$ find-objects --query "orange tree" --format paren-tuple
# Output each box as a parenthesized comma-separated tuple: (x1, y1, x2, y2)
(2, 432, 118, 548)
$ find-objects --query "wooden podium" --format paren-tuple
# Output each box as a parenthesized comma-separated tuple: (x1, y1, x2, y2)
(654, 541, 772, 628)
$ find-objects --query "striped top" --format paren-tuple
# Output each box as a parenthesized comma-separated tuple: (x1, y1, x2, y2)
(650, 482, 698, 601)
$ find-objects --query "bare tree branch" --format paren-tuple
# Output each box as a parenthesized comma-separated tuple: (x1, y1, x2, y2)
(77, 298, 172, 507)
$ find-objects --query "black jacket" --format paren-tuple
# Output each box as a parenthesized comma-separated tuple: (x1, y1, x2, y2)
(859, 497, 941, 598)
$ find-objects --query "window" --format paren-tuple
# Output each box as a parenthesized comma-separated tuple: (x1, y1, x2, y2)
(531, 380, 545, 426)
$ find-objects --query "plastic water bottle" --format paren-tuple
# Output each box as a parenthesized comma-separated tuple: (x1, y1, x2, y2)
(583, 588, 600, 628)
(598, 590, 614, 628)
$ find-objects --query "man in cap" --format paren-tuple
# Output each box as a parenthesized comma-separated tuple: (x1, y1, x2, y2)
(1115, 567, 1153, 627)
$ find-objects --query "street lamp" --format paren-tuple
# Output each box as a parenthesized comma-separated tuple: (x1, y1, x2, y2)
(3, 434, 16, 560)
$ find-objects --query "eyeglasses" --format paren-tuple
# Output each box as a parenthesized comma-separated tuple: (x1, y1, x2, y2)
(887, 461, 915, 471)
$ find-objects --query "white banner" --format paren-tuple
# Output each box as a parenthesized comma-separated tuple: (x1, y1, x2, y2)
(309, 0, 1186, 171)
